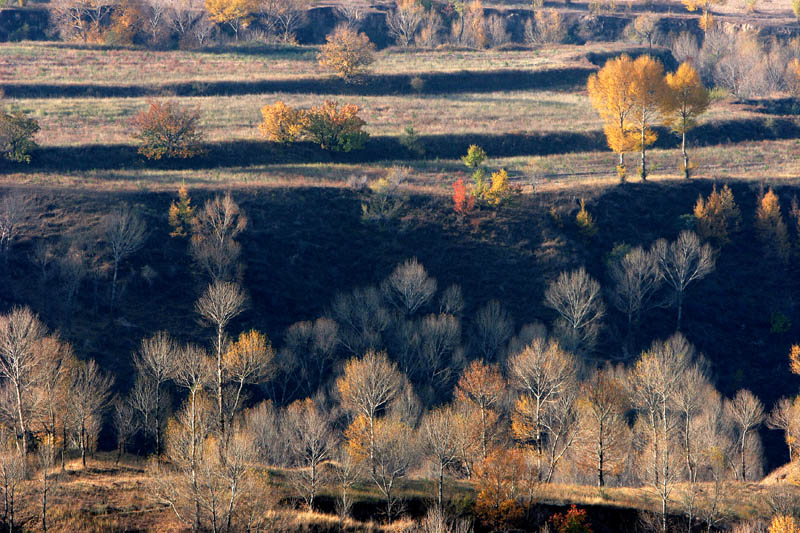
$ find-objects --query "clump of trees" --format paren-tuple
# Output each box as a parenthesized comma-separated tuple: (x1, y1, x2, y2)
(453, 144, 519, 210)
(588, 55, 709, 181)
(259, 100, 369, 152)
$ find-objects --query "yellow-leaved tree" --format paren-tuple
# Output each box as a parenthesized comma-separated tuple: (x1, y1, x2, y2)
(756, 188, 791, 263)
(663, 62, 710, 179)
(258, 101, 308, 143)
(693, 184, 741, 245)
(205, 0, 256, 40)
(318, 26, 375, 81)
(683, 0, 725, 31)
(627, 54, 670, 180)
(587, 54, 637, 182)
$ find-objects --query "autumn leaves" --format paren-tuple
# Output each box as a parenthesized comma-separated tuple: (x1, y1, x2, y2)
(588, 55, 710, 182)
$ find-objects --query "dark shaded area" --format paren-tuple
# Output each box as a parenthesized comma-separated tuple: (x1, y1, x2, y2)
(745, 97, 800, 116)
(2, 179, 800, 476)
(3, 116, 798, 174)
(0, 65, 596, 98)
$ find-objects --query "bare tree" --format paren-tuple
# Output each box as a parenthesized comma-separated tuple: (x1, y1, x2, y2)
(191, 193, 247, 283)
(32, 336, 75, 469)
(0, 442, 24, 532)
(260, 0, 310, 42)
(726, 389, 765, 482)
(134, 331, 178, 456)
(674, 363, 711, 483)
(382, 257, 437, 316)
(336, 350, 404, 475)
(544, 267, 605, 353)
(281, 318, 339, 397)
(164, 0, 205, 41)
(370, 418, 419, 521)
(419, 313, 463, 398)
(609, 246, 662, 345)
(128, 375, 160, 454)
(439, 284, 464, 316)
(454, 359, 506, 462)
(387, 0, 425, 47)
(49, 0, 113, 43)
(337, 3, 365, 29)
(420, 404, 461, 510)
(70, 359, 114, 468)
(768, 396, 800, 462)
(38, 434, 58, 533)
(573, 365, 631, 487)
(195, 281, 246, 433)
(330, 286, 391, 355)
(0, 307, 47, 456)
(627, 14, 660, 49)
(508, 337, 577, 479)
(332, 445, 362, 521)
(283, 397, 336, 510)
(0, 193, 29, 258)
(473, 300, 513, 361)
(112, 396, 136, 463)
(653, 231, 715, 330)
(142, 0, 171, 46)
(102, 204, 147, 306)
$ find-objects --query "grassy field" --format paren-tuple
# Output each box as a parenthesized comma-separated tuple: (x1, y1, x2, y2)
(10, 453, 795, 532)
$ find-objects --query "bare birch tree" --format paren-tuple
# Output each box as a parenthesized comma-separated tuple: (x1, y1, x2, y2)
(382, 257, 437, 316)
(70, 359, 114, 468)
(653, 230, 715, 330)
(544, 267, 605, 353)
(102, 204, 147, 306)
(134, 331, 178, 456)
(726, 389, 765, 482)
(196, 280, 246, 433)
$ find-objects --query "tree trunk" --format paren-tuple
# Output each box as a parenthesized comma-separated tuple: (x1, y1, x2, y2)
(41, 470, 47, 533)
(216, 325, 225, 435)
(438, 461, 444, 510)
(682, 131, 690, 179)
(640, 124, 647, 180)
(14, 382, 26, 458)
(676, 290, 684, 331)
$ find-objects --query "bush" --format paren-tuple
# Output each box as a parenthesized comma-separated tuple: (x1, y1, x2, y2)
(452, 178, 475, 216)
(0, 111, 40, 163)
(258, 101, 307, 143)
(130, 101, 205, 160)
(304, 100, 368, 152)
(576, 198, 598, 237)
(486, 169, 516, 206)
(361, 168, 407, 224)
(318, 26, 375, 80)
(550, 505, 593, 533)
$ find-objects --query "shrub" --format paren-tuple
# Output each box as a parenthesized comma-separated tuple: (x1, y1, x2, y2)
(130, 101, 205, 160)
(462, 144, 487, 169)
(258, 101, 307, 143)
(0, 111, 39, 163)
(576, 198, 598, 237)
(304, 100, 368, 152)
(693, 184, 741, 245)
(793, 0, 800, 22)
(168, 184, 194, 238)
(361, 168, 407, 224)
(318, 26, 375, 81)
(550, 505, 593, 533)
(452, 178, 475, 216)
(399, 125, 424, 155)
(786, 58, 800, 97)
(486, 169, 516, 206)
(524, 9, 568, 45)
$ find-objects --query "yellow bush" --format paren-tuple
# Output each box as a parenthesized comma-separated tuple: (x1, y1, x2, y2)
(258, 101, 307, 143)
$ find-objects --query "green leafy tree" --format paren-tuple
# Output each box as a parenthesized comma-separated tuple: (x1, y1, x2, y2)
(0, 111, 39, 163)
(304, 100, 368, 152)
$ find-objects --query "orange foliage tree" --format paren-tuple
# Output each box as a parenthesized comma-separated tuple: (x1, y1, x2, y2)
(550, 505, 593, 533)
(318, 26, 375, 81)
(452, 178, 475, 216)
(473, 447, 526, 531)
(130, 101, 205, 160)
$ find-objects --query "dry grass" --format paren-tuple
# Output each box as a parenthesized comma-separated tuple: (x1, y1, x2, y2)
(0, 41, 590, 86)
